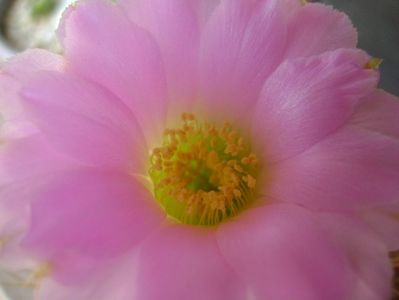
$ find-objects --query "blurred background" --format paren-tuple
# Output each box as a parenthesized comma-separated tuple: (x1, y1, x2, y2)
(0, 0, 398, 299)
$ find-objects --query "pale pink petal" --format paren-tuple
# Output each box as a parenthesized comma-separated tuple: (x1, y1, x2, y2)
(2, 48, 64, 81)
(135, 225, 246, 300)
(0, 74, 38, 139)
(36, 250, 141, 300)
(23, 170, 164, 260)
(0, 49, 64, 136)
(22, 71, 147, 171)
(285, 3, 357, 59)
(0, 134, 80, 265)
(0, 53, 69, 273)
(217, 204, 354, 300)
(314, 213, 393, 300)
(253, 49, 379, 162)
(120, 0, 200, 111)
(199, 0, 287, 122)
(59, 0, 168, 144)
(0, 75, 37, 143)
(269, 127, 399, 210)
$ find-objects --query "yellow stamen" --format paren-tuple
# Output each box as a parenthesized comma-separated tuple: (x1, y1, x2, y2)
(149, 113, 259, 226)
(365, 57, 383, 70)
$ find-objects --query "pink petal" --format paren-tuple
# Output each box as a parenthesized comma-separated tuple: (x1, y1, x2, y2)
(314, 212, 393, 300)
(59, 0, 168, 144)
(269, 126, 399, 211)
(199, 0, 287, 122)
(120, 0, 201, 112)
(285, 3, 357, 59)
(252, 49, 379, 162)
(361, 210, 399, 252)
(351, 89, 399, 139)
(217, 204, 354, 300)
(196, 0, 222, 26)
(23, 170, 164, 260)
(352, 90, 399, 248)
(0, 134, 79, 207)
(135, 225, 246, 300)
(279, 0, 302, 21)
(21, 71, 147, 171)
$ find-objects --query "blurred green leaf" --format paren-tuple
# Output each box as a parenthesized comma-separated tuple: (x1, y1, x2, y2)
(31, 0, 57, 19)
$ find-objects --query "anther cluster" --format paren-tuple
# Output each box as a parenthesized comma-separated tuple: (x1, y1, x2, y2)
(149, 113, 258, 226)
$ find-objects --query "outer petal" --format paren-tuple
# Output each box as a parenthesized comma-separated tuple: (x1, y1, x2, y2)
(59, 0, 168, 143)
(351, 89, 399, 140)
(0, 49, 64, 138)
(314, 213, 393, 300)
(135, 225, 246, 300)
(253, 49, 378, 162)
(269, 127, 399, 211)
(350, 90, 399, 251)
(0, 52, 70, 268)
(21, 71, 146, 171)
(199, 0, 286, 121)
(217, 204, 354, 300)
(23, 170, 164, 261)
(285, 3, 357, 59)
(120, 0, 201, 111)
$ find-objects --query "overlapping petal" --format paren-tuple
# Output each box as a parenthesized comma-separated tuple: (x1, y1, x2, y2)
(269, 126, 399, 211)
(0, 49, 64, 138)
(0, 52, 71, 267)
(60, 0, 168, 143)
(253, 48, 379, 162)
(217, 204, 355, 300)
(120, 0, 201, 111)
(199, 0, 287, 121)
(351, 89, 399, 140)
(23, 170, 164, 261)
(21, 71, 146, 171)
(285, 3, 357, 59)
(135, 225, 246, 300)
(315, 213, 393, 300)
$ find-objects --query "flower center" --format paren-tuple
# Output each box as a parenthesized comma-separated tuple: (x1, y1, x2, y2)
(149, 113, 259, 226)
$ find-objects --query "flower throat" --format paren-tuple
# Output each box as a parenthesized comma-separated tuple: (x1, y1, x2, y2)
(149, 113, 259, 226)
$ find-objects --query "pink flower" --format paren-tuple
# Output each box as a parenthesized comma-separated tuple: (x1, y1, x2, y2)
(1, 0, 399, 299)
